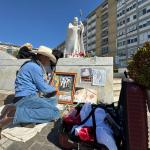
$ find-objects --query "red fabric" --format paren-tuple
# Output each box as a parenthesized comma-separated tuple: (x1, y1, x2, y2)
(78, 126, 94, 142)
(63, 108, 81, 131)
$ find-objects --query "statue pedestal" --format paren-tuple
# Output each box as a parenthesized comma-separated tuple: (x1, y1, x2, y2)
(56, 57, 114, 104)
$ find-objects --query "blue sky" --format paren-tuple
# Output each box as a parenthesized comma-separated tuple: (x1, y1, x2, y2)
(0, 0, 102, 48)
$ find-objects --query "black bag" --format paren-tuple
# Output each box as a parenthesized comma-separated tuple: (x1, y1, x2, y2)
(59, 103, 122, 150)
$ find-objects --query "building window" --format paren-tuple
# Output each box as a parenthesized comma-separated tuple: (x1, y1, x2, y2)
(102, 21, 108, 29)
(133, 15, 136, 19)
(127, 24, 137, 33)
(102, 47, 109, 55)
(127, 40, 130, 44)
(143, 8, 147, 15)
(118, 49, 126, 57)
(117, 19, 126, 27)
(147, 8, 150, 13)
(102, 30, 108, 37)
(102, 38, 108, 46)
(127, 37, 138, 44)
(117, 40, 126, 47)
(126, 3, 136, 13)
(117, 9, 125, 18)
(139, 19, 150, 29)
(117, 29, 126, 37)
(134, 38, 137, 42)
(127, 18, 130, 22)
(139, 32, 150, 44)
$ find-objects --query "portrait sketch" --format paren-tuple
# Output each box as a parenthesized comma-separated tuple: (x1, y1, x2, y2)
(92, 69, 106, 86)
(80, 68, 92, 82)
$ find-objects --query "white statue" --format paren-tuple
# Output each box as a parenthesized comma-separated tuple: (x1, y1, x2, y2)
(65, 17, 85, 57)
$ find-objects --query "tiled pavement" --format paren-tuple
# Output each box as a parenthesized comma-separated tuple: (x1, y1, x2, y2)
(0, 114, 149, 150)
(0, 121, 62, 150)
(0, 87, 150, 149)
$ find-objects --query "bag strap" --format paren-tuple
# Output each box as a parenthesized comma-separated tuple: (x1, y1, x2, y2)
(92, 108, 97, 143)
(78, 106, 97, 143)
(79, 106, 97, 125)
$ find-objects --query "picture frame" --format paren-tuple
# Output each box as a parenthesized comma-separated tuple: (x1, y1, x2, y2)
(80, 68, 92, 83)
(51, 72, 77, 104)
(92, 69, 106, 86)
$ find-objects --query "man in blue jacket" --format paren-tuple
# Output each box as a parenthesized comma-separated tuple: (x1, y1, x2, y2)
(0, 46, 60, 136)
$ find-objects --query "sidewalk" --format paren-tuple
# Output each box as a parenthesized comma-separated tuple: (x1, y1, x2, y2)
(0, 120, 62, 150)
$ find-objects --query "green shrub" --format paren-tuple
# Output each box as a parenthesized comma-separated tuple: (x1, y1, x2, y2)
(127, 42, 150, 89)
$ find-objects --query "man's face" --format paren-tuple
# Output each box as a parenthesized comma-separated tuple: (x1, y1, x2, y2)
(38, 54, 50, 66)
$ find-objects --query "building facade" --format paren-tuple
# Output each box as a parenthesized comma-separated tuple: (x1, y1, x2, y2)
(116, 0, 150, 67)
(55, 0, 117, 60)
(86, 11, 97, 56)
(83, 21, 88, 52)
(85, 0, 117, 59)
(96, 0, 117, 59)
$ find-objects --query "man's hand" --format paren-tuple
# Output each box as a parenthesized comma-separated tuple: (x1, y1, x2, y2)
(45, 91, 57, 98)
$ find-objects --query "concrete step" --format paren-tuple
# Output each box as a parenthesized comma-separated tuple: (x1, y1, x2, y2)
(113, 90, 120, 97)
(113, 84, 121, 91)
(113, 78, 122, 84)
(113, 96, 120, 103)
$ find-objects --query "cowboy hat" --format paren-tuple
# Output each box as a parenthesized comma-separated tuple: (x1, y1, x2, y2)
(37, 46, 56, 63)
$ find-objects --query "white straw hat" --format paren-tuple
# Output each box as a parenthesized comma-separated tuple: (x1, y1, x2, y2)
(37, 46, 56, 63)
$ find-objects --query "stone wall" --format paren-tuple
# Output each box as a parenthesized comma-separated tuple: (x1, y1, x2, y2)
(0, 59, 27, 91)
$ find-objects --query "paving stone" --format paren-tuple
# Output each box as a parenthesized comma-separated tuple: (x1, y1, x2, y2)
(42, 144, 61, 150)
(0, 146, 4, 150)
(39, 124, 53, 136)
(6, 142, 24, 150)
(1, 140, 13, 149)
(47, 120, 61, 147)
(0, 137, 8, 145)
(28, 142, 44, 150)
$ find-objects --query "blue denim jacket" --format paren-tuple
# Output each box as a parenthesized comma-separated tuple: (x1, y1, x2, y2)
(15, 60, 55, 97)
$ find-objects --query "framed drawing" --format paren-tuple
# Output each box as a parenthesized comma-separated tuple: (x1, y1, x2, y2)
(80, 68, 92, 83)
(92, 69, 106, 86)
(51, 72, 77, 104)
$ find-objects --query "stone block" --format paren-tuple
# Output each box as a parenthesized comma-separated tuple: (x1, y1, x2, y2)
(0, 137, 8, 145)
(1, 139, 13, 149)
(0, 59, 27, 91)
(28, 142, 43, 150)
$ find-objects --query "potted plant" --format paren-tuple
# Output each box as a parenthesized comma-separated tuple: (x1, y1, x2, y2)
(127, 42, 150, 111)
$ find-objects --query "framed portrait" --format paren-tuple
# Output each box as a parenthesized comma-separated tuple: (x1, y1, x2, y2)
(92, 69, 106, 86)
(80, 68, 92, 83)
(51, 72, 77, 104)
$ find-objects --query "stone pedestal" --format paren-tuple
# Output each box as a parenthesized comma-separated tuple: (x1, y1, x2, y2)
(56, 57, 113, 104)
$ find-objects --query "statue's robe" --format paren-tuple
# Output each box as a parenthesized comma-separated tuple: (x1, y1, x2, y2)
(65, 23, 85, 57)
